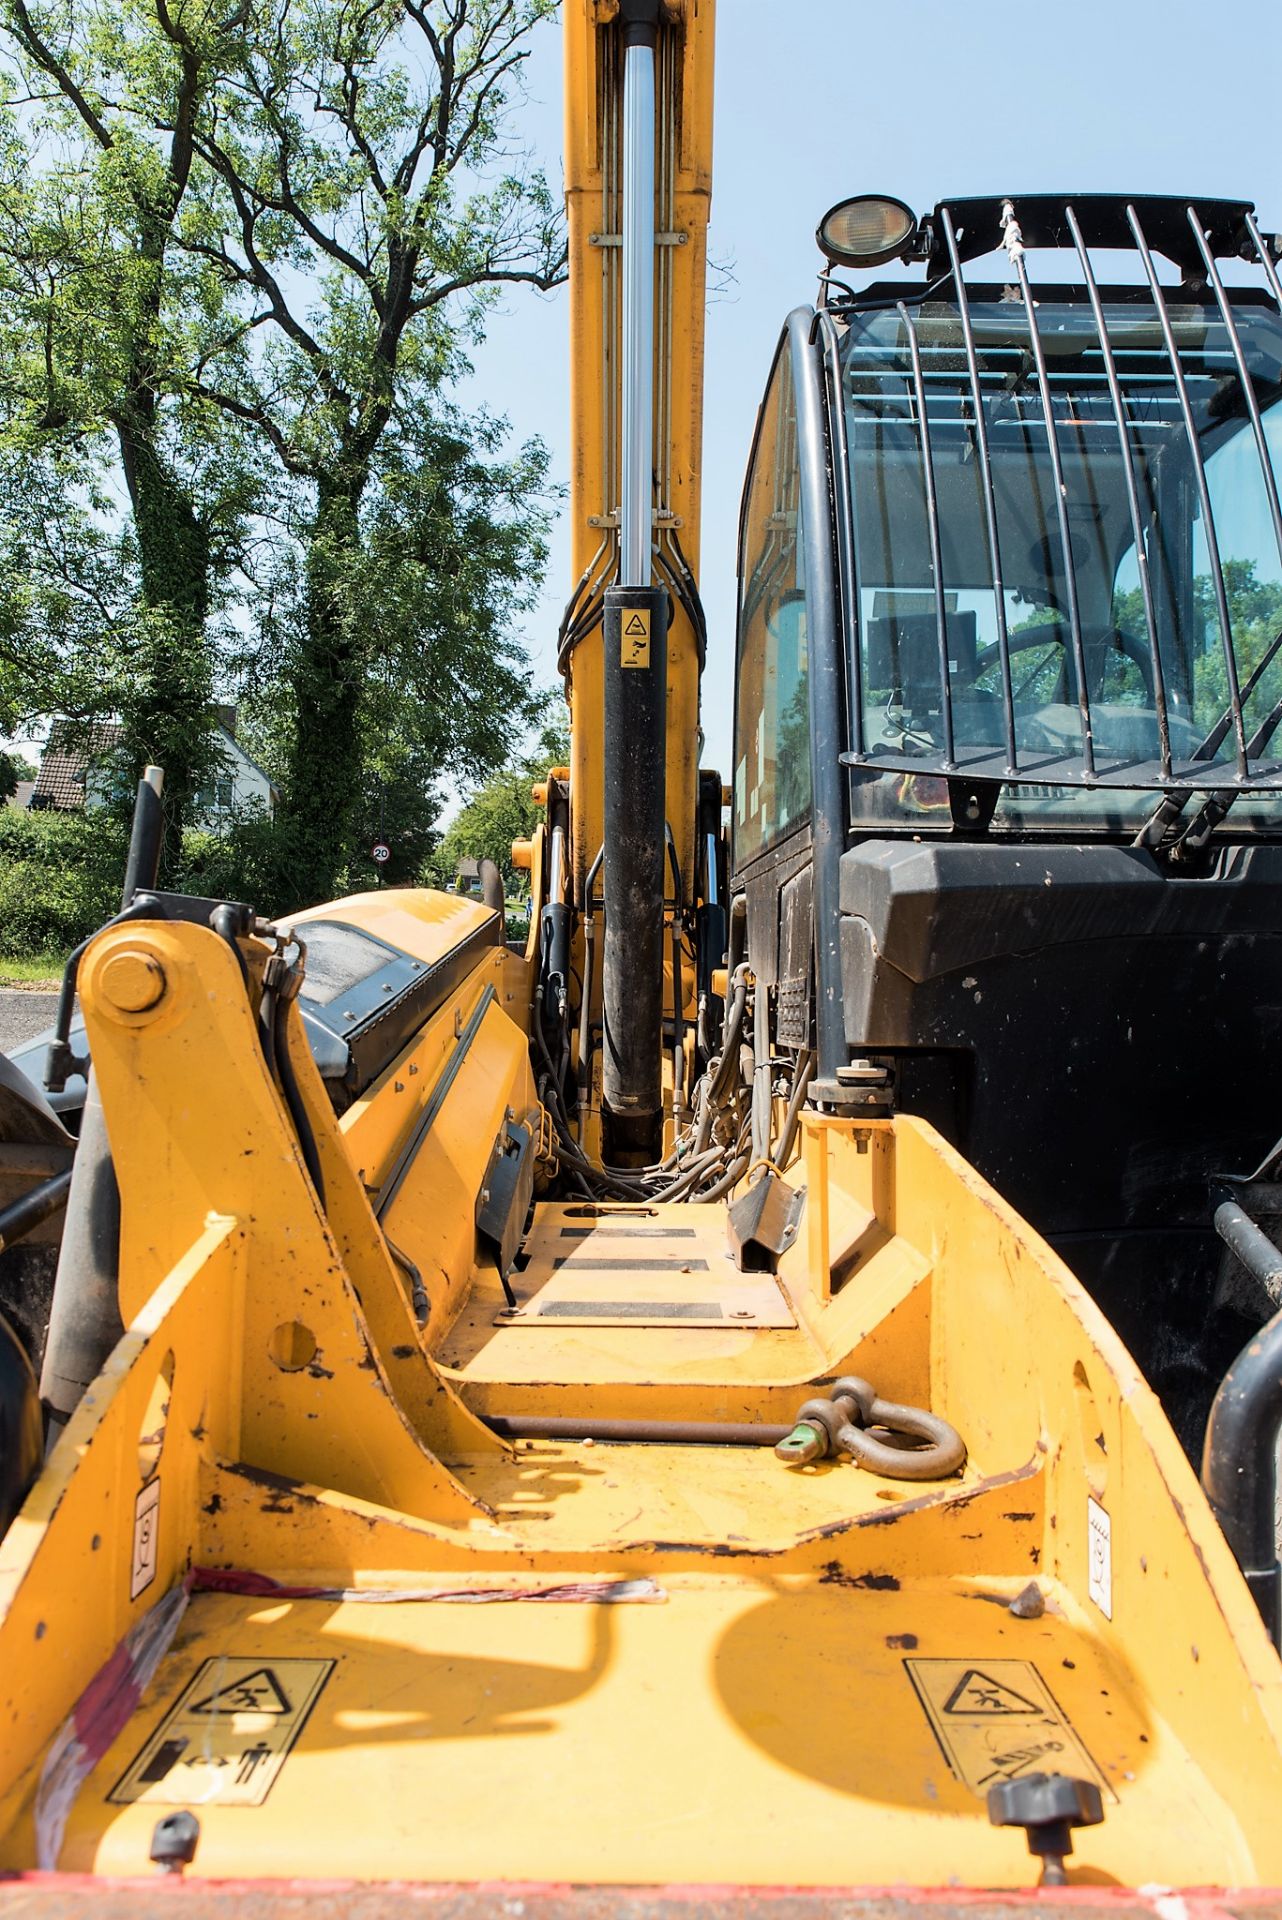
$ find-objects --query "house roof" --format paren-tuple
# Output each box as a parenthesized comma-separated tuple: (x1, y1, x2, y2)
(31, 721, 123, 811)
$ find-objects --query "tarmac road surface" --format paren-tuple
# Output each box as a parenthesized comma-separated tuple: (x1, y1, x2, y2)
(0, 988, 58, 1060)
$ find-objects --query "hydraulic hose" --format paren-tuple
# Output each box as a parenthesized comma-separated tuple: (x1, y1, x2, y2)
(274, 992, 326, 1210)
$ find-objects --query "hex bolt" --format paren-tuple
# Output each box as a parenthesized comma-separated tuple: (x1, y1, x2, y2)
(99, 949, 166, 1015)
(150, 1808, 200, 1875)
(987, 1771, 1104, 1886)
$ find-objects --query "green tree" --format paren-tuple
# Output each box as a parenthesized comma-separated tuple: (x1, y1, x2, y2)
(0, 0, 563, 895)
(0, 0, 259, 829)
(0, 746, 33, 795)
(428, 704, 568, 897)
(167, 0, 567, 903)
(1115, 560, 1282, 734)
(236, 396, 553, 900)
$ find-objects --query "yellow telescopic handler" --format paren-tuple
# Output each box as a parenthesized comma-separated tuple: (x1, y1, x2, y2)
(7, 2, 1282, 1912)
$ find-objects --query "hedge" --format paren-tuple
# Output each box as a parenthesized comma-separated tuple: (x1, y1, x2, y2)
(0, 809, 129, 960)
(0, 807, 294, 961)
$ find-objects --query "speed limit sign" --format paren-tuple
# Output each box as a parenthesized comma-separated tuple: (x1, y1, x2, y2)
(372, 841, 391, 864)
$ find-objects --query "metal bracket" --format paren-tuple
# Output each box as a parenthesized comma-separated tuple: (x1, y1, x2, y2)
(589, 230, 688, 248)
(726, 1168, 805, 1274)
(587, 510, 683, 529)
(476, 1117, 535, 1307)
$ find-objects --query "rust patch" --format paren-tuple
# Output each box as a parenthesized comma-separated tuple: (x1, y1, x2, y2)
(647, 1541, 757, 1558)
(886, 1632, 918, 1648)
(837, 1460, 1042, 1535)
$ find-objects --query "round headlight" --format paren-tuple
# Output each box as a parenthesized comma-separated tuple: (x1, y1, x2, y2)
(817, 195, 918, 269)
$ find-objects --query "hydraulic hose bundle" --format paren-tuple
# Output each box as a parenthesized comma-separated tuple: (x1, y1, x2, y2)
(533, 962, 812, 1205)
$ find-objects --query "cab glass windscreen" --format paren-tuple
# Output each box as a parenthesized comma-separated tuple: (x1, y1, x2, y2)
(839, 295, 1282, 833)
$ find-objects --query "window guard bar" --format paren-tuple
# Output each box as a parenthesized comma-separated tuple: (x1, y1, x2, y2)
(1195, 208, 1282, 584)
(939, 204, 1019, 773)
(817, 307, 865, 757)
(1126, 200, 1248, 780)
(1064, 202, 1173, 780)
(896, 300, 955, 768)
(1008, 213, 1095, 775)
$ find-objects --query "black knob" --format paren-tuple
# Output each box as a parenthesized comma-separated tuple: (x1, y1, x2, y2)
(150, 1809, 200, 1874)
(987, 1772, 1104, 1886)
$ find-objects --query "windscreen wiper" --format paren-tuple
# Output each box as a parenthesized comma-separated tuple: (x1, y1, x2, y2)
(1173, 697, 1282, 856)
(1135, 622, 1282, 852)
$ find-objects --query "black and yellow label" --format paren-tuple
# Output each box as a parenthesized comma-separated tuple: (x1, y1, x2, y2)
(905, 1658, 1110, 1799)
(109, 1657, 334, 1807)
(621, 607, 651, 669)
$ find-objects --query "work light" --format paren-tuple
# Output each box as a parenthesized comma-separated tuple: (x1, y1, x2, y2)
(817, 194, 918, 268)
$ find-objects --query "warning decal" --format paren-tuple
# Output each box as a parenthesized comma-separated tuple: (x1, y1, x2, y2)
(942, 1668, 1039, 1716)
(905, 1658, 1110, 1799)
(189, 1667, 293, 1717)
(109, 1656, 334, 1808)
(621, 607, 651, 669)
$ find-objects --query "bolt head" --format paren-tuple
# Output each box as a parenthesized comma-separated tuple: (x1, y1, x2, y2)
(100, 949, 166, 1014)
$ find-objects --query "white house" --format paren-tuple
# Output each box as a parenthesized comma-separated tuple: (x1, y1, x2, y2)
(30, 709, 276, 828)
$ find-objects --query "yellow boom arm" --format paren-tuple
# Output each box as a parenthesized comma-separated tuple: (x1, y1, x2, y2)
(561, 0, 715, 915)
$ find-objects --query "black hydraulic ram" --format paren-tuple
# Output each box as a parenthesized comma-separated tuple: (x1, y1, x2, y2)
(601, 582, 668, 1156)
(1202, 1197, 1282, 1646)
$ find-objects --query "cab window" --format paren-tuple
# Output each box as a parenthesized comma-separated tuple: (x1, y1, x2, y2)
(734, 347, 812, 866)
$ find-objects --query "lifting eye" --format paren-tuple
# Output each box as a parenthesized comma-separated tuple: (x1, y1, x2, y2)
(816, 194, 918, 269)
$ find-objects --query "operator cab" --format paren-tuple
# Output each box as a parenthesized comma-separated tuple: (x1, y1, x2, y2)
(732, 193, 1282, 1445)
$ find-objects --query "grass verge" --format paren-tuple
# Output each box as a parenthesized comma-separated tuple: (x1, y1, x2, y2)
(0, 953, 65, 989)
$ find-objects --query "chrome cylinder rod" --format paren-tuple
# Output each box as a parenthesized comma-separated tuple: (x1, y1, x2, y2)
(620, 22, 656, 587)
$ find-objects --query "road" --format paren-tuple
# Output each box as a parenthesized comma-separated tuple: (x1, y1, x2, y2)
(0, 988, 58, 1059)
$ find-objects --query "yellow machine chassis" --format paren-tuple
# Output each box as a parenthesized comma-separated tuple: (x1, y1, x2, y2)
(1, 898, 1281, 1905)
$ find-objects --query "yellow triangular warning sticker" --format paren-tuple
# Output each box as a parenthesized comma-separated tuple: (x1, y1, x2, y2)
(189, 1666, 293, 1716)
(941, 1668, 1039, 1715)
(623, 612, 649, 636)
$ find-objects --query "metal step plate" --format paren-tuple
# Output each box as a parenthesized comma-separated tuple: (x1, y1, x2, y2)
(501, 1205, 798, 1328)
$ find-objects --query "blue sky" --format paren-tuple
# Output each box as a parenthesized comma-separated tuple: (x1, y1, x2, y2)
(462, 0, 1282, 783)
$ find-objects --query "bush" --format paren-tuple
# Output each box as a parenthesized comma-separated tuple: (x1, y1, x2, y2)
(0, 809, 128, 959)
(0, 804, 301, 962)
(168, 810, 287, 917)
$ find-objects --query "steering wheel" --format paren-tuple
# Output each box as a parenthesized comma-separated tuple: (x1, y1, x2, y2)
(961, 624, 1154, 703)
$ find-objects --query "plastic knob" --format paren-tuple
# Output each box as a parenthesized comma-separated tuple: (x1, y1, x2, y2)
(150, 1809, 200, 1874)
(987, 1771, 1104, 1885)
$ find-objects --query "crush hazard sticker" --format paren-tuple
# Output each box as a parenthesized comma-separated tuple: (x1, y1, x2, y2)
(904, 1658, 1110, 1799)
(109, 1657, 334, 1807)
(620, 607, 651, 669)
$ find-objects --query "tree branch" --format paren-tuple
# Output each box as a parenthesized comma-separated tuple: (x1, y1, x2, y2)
(3, 0, 113, 148)
(184, 377, 312, 476)
(410, 259, 567, 314)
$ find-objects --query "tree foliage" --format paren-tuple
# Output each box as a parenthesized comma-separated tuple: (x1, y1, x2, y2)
(0, 0, 566, 903)
(428, 703, 567, 897)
